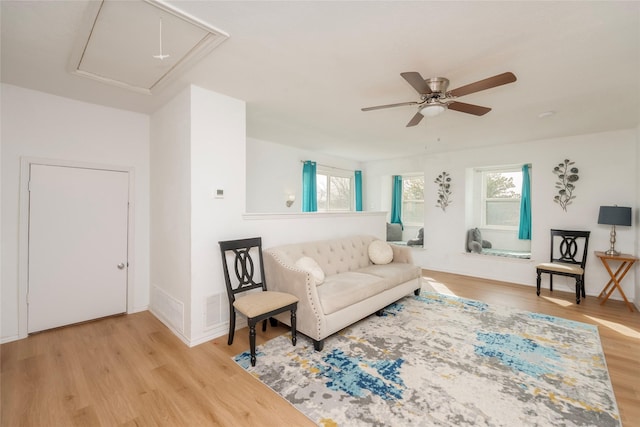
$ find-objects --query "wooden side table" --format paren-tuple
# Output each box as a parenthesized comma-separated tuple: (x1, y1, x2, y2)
(594, 251, 638, 312)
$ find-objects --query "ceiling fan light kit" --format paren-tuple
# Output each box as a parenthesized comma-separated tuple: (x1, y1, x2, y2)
(420, 103, 447, 118)
(362, 72, 517, 127)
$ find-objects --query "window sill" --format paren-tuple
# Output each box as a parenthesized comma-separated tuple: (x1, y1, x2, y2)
(389, 241, 424, 249)
(243, 211, 386, 220)
(464, 251, 532, 262)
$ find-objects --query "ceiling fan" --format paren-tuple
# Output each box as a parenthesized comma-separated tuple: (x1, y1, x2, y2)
(361, 71, 517, 127)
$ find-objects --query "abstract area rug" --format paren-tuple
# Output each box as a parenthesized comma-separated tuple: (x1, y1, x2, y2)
(234, 292, 620, 426)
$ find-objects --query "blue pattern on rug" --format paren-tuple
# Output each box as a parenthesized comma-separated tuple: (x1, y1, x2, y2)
(319, 349, 405, 400)
(528, 312, 596, 331)
(474, 332, 560, 378)
(233, 292, 621, 427)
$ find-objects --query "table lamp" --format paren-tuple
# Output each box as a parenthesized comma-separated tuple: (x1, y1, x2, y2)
(597, 206, 632, 256)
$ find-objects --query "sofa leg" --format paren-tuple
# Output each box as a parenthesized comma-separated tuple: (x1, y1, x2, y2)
(375, 309, 384, 316)
(414, 288, 420, 296)
(313, 339, 324, 351)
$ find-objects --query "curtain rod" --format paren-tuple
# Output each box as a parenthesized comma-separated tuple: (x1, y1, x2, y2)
(300, 160, 356, 173)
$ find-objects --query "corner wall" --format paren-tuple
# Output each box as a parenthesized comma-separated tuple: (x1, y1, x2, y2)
(188, 86, 247, 344)
(149, 87, 193, 341)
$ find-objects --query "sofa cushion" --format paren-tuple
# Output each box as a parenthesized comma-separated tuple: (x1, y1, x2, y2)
(368, 240, 393, 265)
(357, 263, 421, 285)
(295, 256, 325, 285)
(317, 272, 388, 315)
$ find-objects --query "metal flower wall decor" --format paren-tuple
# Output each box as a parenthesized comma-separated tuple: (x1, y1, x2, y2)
(435, 171, 452, 212)
(553, 159, 579, 212)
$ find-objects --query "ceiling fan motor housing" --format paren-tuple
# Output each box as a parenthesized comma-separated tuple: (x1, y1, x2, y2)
(426, 77, 449, 95)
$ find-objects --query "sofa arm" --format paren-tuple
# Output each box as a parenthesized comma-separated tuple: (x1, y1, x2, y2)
(390, 244, 415, 264)
(263, 249, 325, 340)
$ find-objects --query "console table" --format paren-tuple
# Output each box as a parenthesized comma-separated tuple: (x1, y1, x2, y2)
(594, 251, 637, 312)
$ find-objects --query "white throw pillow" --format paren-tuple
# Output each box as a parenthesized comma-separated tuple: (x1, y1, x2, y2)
(295, 256, 325, 285)
(368, 240, 393, 265)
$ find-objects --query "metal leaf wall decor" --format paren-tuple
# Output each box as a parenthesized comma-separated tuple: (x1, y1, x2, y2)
(435, 171, 452, 212)
(553, 159, 579, 212)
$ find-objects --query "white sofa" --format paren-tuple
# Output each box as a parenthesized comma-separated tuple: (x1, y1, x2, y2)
(263, 235, 422, 351)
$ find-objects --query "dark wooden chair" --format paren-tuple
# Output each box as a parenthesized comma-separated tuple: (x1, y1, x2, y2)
(219, 237, 298, 366)
(536, 229, 590, 304)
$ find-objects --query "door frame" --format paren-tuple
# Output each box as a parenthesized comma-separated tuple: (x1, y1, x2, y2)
(17, 157, 135, 339)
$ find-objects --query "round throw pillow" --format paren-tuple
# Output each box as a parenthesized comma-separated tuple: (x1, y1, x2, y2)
(368, 240, 393, 265)
(295, 256, 325, 285)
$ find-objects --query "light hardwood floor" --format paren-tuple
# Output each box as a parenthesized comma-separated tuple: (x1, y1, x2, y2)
(2, 270, 639, 426)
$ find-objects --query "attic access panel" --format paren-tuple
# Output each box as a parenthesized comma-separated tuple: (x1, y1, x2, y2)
(70, 0, 228, 94)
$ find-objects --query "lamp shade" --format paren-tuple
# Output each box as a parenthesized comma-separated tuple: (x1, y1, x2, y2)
(597, 206, 632, 226)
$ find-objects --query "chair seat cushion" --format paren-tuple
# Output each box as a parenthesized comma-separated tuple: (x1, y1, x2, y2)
(536, 262, 584, 275)
(234, 291, 298, 318)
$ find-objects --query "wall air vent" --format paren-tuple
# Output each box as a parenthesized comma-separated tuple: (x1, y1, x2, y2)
(69, 0, 228, 95)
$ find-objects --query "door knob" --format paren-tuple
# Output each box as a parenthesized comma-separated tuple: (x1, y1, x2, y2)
(117, 263, 125, 270)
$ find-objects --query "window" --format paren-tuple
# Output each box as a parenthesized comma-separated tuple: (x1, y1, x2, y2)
(481, 168, 522, 229)
(402, 175, 424, 225)
(317, 167, 353, 211)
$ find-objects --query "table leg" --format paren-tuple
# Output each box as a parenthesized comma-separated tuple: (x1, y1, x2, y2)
(598, 259, 635, 312)
(598, 261, 627, 298)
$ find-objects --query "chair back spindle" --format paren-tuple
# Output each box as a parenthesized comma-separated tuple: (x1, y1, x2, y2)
(220, 237, 268, 306)
(549, 229, 590, 268)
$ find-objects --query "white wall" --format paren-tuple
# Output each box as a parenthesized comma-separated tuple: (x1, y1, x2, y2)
(149, 87, 193, 340)
(149, 84, 248, 345)
(246, 137, 362, 213)
(365, 129, 637, 301)
(188, 86, 247, 345)
(1, 84, 150, 342)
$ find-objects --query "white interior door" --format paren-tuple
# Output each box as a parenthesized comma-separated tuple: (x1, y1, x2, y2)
(27, 164, 129, 333)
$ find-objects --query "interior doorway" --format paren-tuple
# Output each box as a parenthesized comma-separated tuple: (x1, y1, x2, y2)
(27, 163, 130, 333)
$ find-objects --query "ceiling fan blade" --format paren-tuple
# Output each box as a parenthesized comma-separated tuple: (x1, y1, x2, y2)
(361, 101, 419, 111)
(401, 72, 432, 95)
(448, 72, 516, 98)
(447, 101, 492, 116)
(406, 112, 424, 127)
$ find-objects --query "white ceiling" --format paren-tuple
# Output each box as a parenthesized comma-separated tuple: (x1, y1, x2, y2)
(2, 1, 639, 162)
